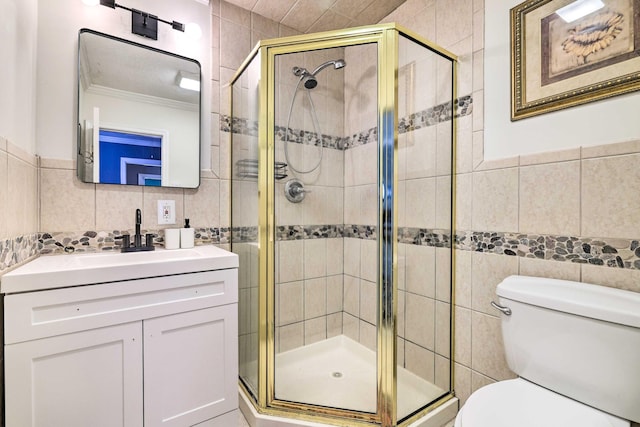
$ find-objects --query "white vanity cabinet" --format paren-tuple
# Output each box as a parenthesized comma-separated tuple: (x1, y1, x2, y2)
(143, 304, 238, 427)
(1, 246, 239, 427)
(6, 322, 144, 427)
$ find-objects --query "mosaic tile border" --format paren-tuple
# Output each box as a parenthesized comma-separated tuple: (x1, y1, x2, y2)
(275, 125, 344, 150)
(456, 231, 640, 269)
(399, 227, 452, 248)
(220, 94, 473, 151)
(3, 227, 638, 273)
(398, 95, 472, 135)
(233, 224, 447, 245)
(0, 234, 40, 272)
(232, 224, 640, 270)
(38, 228, 232, 255)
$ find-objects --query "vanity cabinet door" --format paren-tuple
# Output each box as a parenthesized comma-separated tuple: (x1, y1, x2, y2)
(5, 322, 143, 427)
(143, 304, 239, 427)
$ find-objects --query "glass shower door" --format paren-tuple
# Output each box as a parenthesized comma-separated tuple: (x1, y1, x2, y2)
(395, 34, 453, 422)
(272, 42, 380, 415)
(232, 51, 261, 401)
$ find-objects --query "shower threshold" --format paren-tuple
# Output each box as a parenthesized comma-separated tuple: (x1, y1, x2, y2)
(274, 335, 446, 419)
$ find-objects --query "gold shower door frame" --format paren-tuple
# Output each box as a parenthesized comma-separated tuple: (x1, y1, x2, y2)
(231, 23, 458, 427)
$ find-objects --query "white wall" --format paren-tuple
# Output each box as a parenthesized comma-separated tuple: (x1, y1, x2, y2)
(484, 0, 640, 159)
(36, 0, 211, 169)
(0, 0, 38, 153)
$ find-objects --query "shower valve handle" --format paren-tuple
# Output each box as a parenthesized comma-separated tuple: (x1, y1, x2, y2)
(291, 186, 310, 195)
(284, 179, 309, 203)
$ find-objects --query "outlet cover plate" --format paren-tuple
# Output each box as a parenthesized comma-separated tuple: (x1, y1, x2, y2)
(158, 200, 176, 225)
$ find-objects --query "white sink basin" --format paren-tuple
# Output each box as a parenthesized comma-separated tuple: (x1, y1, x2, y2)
(1, 246, 239, 294)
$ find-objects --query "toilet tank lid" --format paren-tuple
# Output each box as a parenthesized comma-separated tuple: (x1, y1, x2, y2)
(497, 275, 640, 328)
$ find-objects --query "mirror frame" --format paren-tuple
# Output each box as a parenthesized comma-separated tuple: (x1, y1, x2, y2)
(77, 28, 202, 189)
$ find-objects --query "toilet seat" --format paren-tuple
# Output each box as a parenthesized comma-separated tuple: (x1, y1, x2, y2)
(455, 378, 629, 427)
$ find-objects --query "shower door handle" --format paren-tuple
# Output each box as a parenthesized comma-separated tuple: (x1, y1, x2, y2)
(491, 301, 512, 316)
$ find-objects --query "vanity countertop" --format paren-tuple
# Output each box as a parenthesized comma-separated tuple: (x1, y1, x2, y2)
(1, 245, 238, 294)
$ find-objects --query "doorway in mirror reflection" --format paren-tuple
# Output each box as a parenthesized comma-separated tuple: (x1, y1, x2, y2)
(98, 129, 162, 186)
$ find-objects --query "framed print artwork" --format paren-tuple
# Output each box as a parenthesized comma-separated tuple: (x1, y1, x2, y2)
(511, 0, 640, 120)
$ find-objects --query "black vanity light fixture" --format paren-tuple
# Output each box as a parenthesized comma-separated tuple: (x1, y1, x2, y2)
(98, 0, 184, 40)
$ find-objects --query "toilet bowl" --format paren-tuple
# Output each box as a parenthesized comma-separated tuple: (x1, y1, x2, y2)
(454, 378, 629, 427)
(454, 275, 640, 427)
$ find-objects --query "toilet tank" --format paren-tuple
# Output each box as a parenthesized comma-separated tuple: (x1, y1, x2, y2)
(496, 275, 640, 423)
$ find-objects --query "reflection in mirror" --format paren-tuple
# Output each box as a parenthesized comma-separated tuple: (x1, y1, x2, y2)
(77, 29, 201, 188)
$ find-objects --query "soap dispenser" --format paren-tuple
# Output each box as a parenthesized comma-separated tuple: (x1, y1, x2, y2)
(180, 218, 195, 248)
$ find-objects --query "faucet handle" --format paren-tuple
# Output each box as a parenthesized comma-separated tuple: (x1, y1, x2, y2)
(115, 234, 131, 249)
(145, 233, 155, 248)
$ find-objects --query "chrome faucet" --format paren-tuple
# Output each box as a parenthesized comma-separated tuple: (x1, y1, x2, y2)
(116, 208, 155, 252)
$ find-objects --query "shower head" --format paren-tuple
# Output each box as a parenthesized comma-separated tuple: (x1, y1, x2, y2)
(303, 77, 318, 89)
(310, 59, 346, 76)
(292, 59, 346, 90)
(333, 59, 346, 69)
(291, 66, 318, 89)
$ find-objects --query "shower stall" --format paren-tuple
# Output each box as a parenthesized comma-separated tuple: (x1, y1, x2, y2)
(230, 24, 457, 427)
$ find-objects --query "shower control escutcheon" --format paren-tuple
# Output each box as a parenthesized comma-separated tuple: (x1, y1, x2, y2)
(284, 179, 309, 203)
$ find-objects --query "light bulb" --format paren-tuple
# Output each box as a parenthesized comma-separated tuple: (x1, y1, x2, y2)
(185, 23, 202, 40)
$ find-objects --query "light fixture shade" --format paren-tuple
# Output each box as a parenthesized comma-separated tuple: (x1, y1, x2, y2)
(185, 23, 203, 40)
(177, 71, 200, 92)
(556, 0, 604, 22)
(99, 0, 115, 8)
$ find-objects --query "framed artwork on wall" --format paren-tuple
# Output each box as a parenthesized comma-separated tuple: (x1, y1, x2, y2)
(511, 0, 640, 120)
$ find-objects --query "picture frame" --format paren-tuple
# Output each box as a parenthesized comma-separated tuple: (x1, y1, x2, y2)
(511, 0, 640, 120)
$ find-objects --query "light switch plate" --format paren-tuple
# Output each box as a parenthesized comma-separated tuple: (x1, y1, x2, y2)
(157, 200, 176, 225)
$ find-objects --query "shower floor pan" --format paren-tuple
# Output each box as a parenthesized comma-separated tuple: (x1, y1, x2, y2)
(274, 335, 446, 419)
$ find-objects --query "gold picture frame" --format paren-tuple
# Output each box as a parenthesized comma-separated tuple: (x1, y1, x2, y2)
(511, 0, 640, 120)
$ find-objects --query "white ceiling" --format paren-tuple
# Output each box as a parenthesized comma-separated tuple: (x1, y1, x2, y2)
(80, 31, 200, 105)
(222, 0, 407, 34)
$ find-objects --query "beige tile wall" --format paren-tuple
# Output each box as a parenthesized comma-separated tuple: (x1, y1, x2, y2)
(38, 157, 224, 235)
(0, 137, 38, 241)
(453, 139, 640, 407)
(276, 238, 344, 352)
(385, 0, 640, 415)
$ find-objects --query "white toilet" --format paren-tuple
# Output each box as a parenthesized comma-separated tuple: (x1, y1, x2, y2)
(455, 275, 640, 427)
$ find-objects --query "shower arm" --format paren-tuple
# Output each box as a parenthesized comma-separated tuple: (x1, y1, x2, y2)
(310, 60, 342, 76)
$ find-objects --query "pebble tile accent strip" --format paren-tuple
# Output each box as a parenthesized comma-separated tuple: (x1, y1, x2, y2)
(275, 125, 345, 150)
(220, 94, 473, 151)
(456, 231, 640, 269)
(37, 228, 232, 255)
(398, 95, 472, 135)
(2, 227, 639, 273)
(0, 234, 40, 271)
(399, 227, 452, 248)
(231, 224, 640, 270)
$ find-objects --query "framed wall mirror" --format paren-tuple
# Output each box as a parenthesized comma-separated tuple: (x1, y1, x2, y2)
(77, 28, 201, 188)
